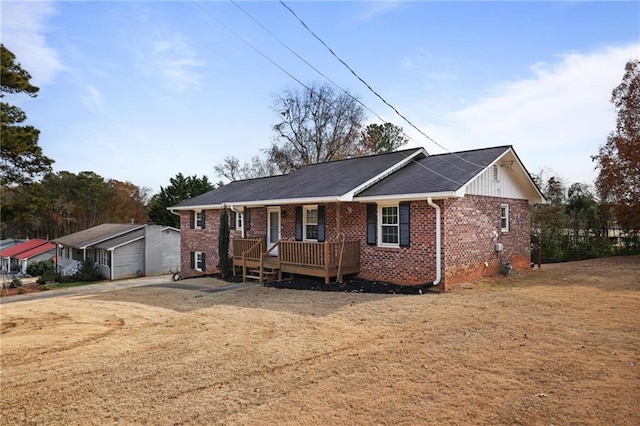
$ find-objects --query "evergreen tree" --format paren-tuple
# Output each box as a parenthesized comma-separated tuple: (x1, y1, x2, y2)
(147, 173, 214, 227)
(1, 44, 53, 188)
(218, 208, 232, 279)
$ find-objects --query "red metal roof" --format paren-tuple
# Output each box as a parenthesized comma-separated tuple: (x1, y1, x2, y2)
(15, 242, 56, 260)
(0, 239, 51, 258)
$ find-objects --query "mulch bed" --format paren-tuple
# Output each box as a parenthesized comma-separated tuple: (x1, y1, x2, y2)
(206, 272, 432, 294)
(264, 276, 432, 295)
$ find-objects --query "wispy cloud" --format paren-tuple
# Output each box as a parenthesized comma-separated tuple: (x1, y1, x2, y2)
(406, 44, 640, 185)
(144, 31, 204, 93)
(358, 1, 403, 20)
(83, 84, 104, 113)
(0, 0, 65, 86)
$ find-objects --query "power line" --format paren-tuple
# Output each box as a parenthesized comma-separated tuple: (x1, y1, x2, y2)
(228, 0, 419, 147)
(190, 1, 311, 96)
(189, 1, 467, 185)
(278, 0, 484, 169)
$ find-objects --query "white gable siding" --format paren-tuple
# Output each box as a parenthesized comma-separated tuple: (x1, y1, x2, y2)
(464, 164, 528, 199)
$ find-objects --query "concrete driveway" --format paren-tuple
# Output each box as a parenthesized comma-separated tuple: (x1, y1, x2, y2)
(0, 275, 254, 305)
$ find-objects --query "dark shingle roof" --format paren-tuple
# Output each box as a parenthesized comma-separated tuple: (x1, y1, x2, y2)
(357, 146, 510, 197)
(174, 148, 423, 207)
(54, 224, 145, 248)
(94, 228, 145, 250)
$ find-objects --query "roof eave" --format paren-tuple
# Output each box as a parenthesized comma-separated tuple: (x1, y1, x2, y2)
(54, 225, 147, 249)
(354, 191, 460, 203)
(169, 196, 342, 210)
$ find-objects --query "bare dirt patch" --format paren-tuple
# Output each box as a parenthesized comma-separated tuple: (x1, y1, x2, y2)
(1, 256, 638, 425)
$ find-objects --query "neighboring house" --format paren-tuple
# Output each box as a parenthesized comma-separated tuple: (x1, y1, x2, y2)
(0, 239, 25, 252)
(54, 223, 180, 280)
(0, 239, 56, 274)
(170, 146, 545, 291)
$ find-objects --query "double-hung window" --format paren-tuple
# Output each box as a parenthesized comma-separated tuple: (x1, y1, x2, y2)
(194, 251, 204, 271)
(379, 205, 399, 246)
(192, 211, 204, 229)
(304, 206, 319, 241)
(500, 204, 509, 232)
(98, 250, 110, 267)
(236, 212, 243, 231)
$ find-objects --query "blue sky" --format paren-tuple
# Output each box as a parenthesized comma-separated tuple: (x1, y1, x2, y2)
(2, 1, 639, 195)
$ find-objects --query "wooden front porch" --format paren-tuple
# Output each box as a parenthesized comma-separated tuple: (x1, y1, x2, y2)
(232, 238, 361, 284)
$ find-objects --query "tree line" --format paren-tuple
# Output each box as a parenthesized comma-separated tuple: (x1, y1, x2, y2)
(536, 59, 640, 261)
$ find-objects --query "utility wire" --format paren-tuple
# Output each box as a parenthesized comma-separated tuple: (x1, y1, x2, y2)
(228, 0, 419, 147)
(190, 0, 463, 185)
(279, 0, 484, 169)
(190, 1, 311, 97)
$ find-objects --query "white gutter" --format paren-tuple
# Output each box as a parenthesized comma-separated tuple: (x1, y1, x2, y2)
(354, 191, 459, 203)
(168, 196, 340, 212)
(427, 197, 441, 286)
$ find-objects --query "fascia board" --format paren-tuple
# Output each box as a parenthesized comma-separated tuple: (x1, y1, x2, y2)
(169, 196, 341, 211)
(354, 191, 459, 203)
(339, 148, 427, 202)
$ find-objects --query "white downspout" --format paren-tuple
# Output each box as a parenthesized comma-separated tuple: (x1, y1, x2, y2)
(427, 197, 441, 286)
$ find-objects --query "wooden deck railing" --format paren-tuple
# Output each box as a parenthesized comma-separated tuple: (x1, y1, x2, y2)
(232, 238, 264, 260)
(232, 238, 360, 284)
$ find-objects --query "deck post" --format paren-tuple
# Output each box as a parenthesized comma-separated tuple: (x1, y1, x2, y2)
(259, 252, 264, 285)
(324, 240, 330, 284)
(242, 253, 247, 283)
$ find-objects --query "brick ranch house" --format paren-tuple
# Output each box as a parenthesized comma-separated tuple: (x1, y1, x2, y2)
(170, 146, 544, 291)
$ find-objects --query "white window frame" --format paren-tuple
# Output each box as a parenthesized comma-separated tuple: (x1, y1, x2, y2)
(98, 249, 110, 266)
(378, 203, 399, 247)
(236, 212, 244, 234)
(500, 204, 509, 232)
(194, 211, 203, 229)
(303, 205, 319, 241)
(194, 251, 204, 272)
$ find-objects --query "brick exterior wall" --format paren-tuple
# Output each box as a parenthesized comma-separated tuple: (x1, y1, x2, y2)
(348, 201, 438, 285)
(179, 196, 531, 289)
(442, 195, 531, 288)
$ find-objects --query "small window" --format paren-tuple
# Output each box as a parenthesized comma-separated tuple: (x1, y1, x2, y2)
(304, 206, 318, 241)
(194, 211, 203, 229)
(98, 250, 111, 267)
(194, 251, 204, 271)
(236, 212, 243, 230)
(379, 205, 399, 246)
(500, 204, 509, 232)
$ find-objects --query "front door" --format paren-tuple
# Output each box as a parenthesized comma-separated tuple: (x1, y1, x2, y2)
(267, 207, 281, 255)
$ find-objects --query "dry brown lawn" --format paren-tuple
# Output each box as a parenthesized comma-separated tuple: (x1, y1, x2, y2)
(1, 256, 639, 425)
